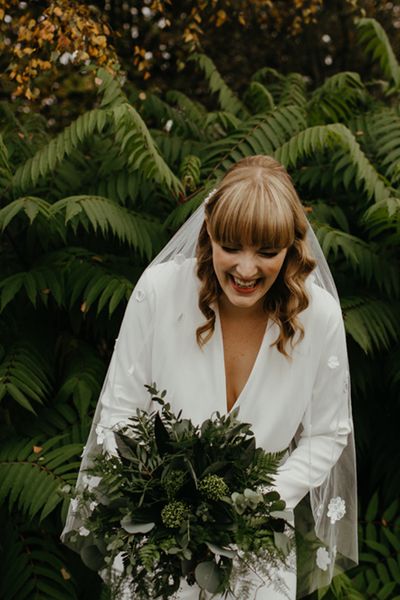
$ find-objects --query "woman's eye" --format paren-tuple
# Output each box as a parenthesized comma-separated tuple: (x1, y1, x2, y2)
(221, 246, 238, 253)
(259, 251, 278, 257)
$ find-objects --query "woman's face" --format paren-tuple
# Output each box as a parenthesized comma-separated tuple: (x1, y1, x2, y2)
(208, 231, 288, 313)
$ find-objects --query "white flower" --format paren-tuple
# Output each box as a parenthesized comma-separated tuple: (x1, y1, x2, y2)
(327, 355, 339, 369)
(89, 500, 98, 511)
(164, 119, 173, 132)
(78, 526, 90, 537)
(327, 496, 346, 524)
(316, 547, 331, 571)
(96, 424, 105, 445)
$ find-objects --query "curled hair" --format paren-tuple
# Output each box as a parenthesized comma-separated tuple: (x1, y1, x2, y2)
(196, 155, 316, 356)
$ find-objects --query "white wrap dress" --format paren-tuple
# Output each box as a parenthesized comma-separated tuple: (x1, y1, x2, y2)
(97, 258, 352, 599)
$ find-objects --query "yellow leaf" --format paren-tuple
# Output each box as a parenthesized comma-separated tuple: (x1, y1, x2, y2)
(60, 567, 71, 580)
(0, 9, 4, 20)
(216, 9, 227, 27)
(54, 6, 63, 17)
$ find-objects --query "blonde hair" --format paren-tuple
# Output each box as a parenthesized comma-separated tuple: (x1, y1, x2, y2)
(195, 155, 316, 356)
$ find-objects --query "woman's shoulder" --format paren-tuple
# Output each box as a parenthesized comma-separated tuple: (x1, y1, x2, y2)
(305, 276, 343, 325)
(138, 257, 198, 300)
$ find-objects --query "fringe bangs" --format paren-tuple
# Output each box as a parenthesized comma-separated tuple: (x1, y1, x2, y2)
(209, 182, 296, 250)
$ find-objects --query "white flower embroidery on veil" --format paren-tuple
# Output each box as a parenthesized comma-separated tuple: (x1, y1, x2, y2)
(316, 547, 331, 571)
(327, 496, 346, 524)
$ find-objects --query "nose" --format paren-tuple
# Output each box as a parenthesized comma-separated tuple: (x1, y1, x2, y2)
(235, 252, 259, 279)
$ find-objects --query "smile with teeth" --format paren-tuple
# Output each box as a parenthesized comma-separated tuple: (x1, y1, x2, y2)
(231, 275, 259, 289)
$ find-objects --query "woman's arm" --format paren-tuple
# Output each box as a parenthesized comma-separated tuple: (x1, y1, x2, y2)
(95, 269, 155, 453)
(273, 300, 352, 510)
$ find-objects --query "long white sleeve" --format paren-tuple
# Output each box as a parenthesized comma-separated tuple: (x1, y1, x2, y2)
(273, 299, 352, 510)
(96, 269, 155, 452)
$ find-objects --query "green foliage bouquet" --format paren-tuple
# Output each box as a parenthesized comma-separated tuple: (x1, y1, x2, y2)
(67, 386, 294, 599)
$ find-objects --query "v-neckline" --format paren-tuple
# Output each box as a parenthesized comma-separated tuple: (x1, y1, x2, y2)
(215, 305, 271, 415)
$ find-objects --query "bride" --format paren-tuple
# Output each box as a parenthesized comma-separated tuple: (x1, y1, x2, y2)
(62, 155, 358, 598)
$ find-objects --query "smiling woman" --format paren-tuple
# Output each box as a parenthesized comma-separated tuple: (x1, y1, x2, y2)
(62, 155, 358, 599)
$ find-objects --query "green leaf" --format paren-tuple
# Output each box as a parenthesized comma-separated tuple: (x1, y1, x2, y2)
(194, 561, 222, 593)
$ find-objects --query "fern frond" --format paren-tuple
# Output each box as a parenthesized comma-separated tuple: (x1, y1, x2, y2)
(313, 222, 399, 296)
(164, 185, 218, 229)
(243, 81, 275, 114)
(309, 72, 365, 124)
(0, 515, 79, 599)
(202, 105, 307, 175)
(356, 17, 400, 89)
(0, 342, 53, 413)
(251, 67, 286, 104)
(275, 123, 389, 203)
(55, 343, 104, 421)
(0, 196, 53, 231)
(179, 154, 202, 193)
(92, 170, 142, 206)
(13, 109, 108, 194)
(204, 111, 243, 135)
(351, 493, 400, 596)
(342, 296, 400, 354)
(96, 67, 127, 109)
(0, 266, 64, 311)
(141, 92, 204, 140)
(166, 89, 207, 125)
(362, 197, 400, 242)
(363, 108, 400, 185)
(0, 435, 81, 520)
(278, 73, 307, 108)
(188, 53, 249, 117)
(112, 103, 183, 196)
(0, 133, 12, 194)
(51, 195, 160, 259)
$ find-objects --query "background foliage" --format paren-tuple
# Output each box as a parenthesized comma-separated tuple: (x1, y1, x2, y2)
(0, 8, 399, 600)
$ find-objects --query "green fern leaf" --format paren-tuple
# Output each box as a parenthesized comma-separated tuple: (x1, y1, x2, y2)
(13, 110, 109, 194)
(357, 18, 400, 88)
(0, 342, 52, 412)
(189, 53, 249, 117)
(112, 103, 183, 197)
(342, 297, 400, 354)
(243, 81, 275, 114)
(275, 123, 390, 203)
(51, 195, 160, 259)
(0, 517, 79, 600)
(0, 436, 81, 521)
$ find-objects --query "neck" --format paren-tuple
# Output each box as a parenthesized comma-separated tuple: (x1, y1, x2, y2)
(218, 294, 267, 321)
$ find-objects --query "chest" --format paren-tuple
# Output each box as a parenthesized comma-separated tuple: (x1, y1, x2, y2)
(220, 315, 268, 412)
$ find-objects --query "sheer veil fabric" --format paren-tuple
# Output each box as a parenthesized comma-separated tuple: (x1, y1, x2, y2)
(61, 189, 358, 598)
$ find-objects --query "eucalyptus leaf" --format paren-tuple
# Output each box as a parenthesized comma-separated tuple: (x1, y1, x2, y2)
(120, 515, 155, 534)
(206, 542, 235, 558)
(195, 561, 222, 593)
(274, 531, 292, 557)
(270, 510, 293, 520)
